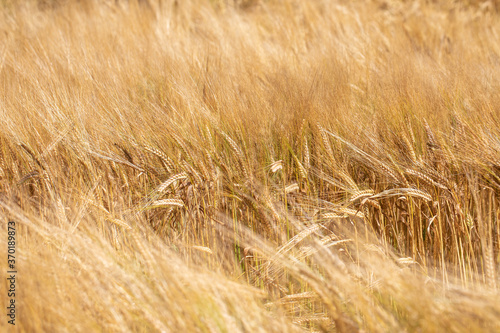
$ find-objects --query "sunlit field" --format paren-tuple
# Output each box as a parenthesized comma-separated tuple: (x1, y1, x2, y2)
(1, 0, 500, 331)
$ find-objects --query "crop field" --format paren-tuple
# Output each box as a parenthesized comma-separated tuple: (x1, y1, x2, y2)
(0, 0, 500, 331)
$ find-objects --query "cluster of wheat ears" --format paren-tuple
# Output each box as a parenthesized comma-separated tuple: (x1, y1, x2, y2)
(1, 0, 500, 332)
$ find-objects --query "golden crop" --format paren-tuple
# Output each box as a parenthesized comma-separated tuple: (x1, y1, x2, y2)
(1, 0, 499, 331)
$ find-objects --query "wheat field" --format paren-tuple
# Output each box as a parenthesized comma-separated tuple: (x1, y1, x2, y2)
(1, 0, 500, 331)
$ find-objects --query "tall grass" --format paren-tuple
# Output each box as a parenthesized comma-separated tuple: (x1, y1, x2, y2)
(1, 0, 500, 331)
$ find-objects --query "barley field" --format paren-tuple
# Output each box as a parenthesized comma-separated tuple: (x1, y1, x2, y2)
(1, 0, 500, 332)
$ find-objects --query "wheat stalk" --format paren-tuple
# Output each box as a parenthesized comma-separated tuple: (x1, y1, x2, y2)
(405, 168, 448, 190)
(321, 212, 348, 219)
(349, 189, 374, 202)
(221, 131, 249, 178)
(143, 145, 175, 171)
(106, 218, 132, 230)
(147, 199, 185, 208)
(284, 183, 299, 193)
(156, 172, 188, 193)
(318, 123, 335, 162)
(337, 207, 365, 218)
(304, 137, 310, 170)
(269, 160, 283, 173)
